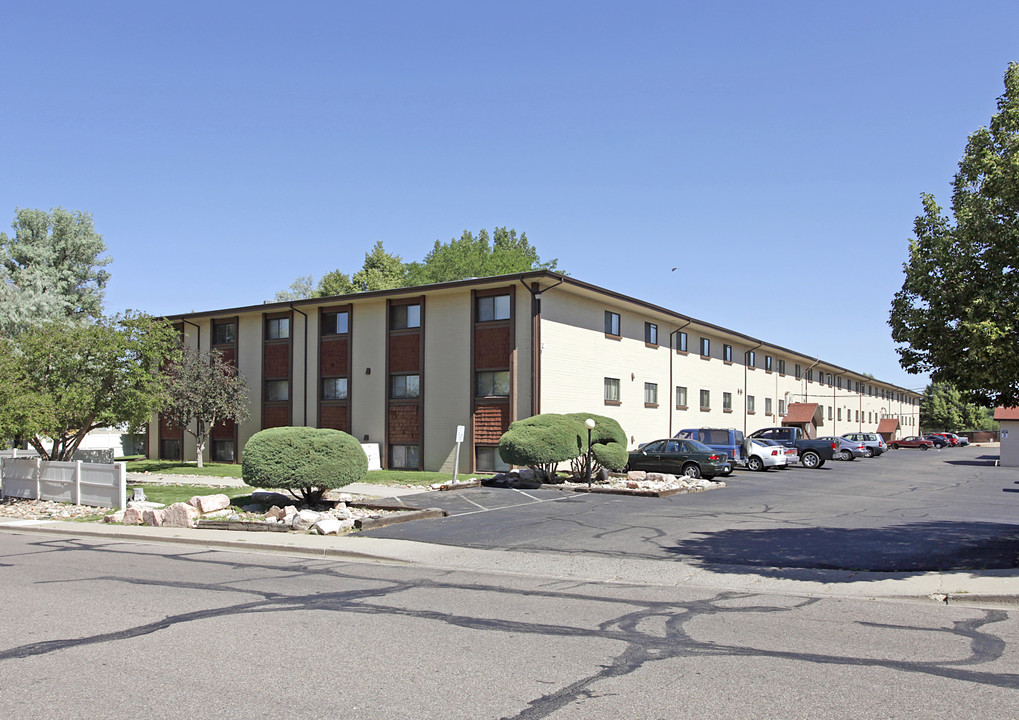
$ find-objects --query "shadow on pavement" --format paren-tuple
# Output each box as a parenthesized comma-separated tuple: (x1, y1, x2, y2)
(665, 520, 1019, 576)
(945, 454, 1001, 467)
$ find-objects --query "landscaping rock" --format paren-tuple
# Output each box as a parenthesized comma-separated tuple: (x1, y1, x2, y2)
(291, 509, 321, 531)
(162, 502, 201, 528)
(314, 517, 342, 535)
(104, 510, 125, 524)
(332, 506, 353, 520)
(626, 470, 647, 481)
(188, 494, 231, 514)
(251, 491, 292, 507)
(142, 509, 165, 527)
(122, 508, 144, 525)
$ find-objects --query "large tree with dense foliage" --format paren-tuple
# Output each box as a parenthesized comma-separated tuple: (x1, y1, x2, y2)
(3, 314, 177, 460)
(405, 227, 558, 285)
(890, 63, 1019, 406)
(920, 382, 997, 432)
(0, 207, 111, 337)
(161, 345, 250, 467)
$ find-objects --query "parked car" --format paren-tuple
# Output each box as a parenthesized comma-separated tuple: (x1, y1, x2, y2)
(627, 438, 730, 479)
(819, 436, 867, 461)
(674, 428, 744, 475)
(923, 434, 949, 448)
(944, 432, 969, 446)
(746, 427, 837, 469)
(889, 436, 935, 450)
(743, 438, 789, 471)
(841, 432, 887, 457)
(929, 432, 959, 446)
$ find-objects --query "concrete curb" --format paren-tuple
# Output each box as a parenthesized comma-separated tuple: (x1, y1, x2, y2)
(2, 518, 1018, 605)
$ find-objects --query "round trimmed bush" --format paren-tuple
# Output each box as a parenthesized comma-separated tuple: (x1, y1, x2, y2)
(591, 441, 628, 471)
(565, 413, 628, 472)
(242, 426, 368, 505)
(498, 414, 585, 476)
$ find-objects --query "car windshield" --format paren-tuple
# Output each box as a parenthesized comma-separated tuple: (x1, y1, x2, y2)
(685, 439, 714, 453)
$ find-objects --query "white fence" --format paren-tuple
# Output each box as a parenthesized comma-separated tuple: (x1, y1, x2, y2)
(1, 457, 127, 509)
(0, 449, 40, 459)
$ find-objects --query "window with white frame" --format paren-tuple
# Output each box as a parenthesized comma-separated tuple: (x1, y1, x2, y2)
(605, 377, 621, 403)
(699, 389, 710, 409)
(765, 397, 773, 415)
(747, 395, 756, 413)
(723, 392, 732, 411)
(644, 382, 658, 406)
(676, 386, 688, 408)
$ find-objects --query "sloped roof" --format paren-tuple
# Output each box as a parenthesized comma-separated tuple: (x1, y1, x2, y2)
(877, 418, 900, 433)
(783, 402, 821, 425)
(994, 407, 1019, 421)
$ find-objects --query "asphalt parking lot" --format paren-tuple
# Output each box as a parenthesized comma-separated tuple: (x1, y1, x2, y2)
(361, 446, 1019, 576)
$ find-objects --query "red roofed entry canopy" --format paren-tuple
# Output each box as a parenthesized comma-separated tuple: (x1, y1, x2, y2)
(782, 403, 823, 439)
(876, 418, 900, 441)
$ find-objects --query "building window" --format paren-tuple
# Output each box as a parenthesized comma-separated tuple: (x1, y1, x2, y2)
(778, 359, 786, 375)
(700, 337, 710, 357)
(723, 392, 732, 411)
(837, 376, 843, 390)
(477, 370, 510, 397)
(391, 374, 420, 399)
(391, 304, 421, 329)
(765, 356, 773, 372)
(699, 389, 710, 410)
(676, 386, 688, 408)
(807, 369, 814, 382)
(160, 438, 181, 461)
(476, 446, 509, 472)
(390, 444, 420, 469)
(827, 373, 833, 386)
(765, 398, 773, 415)
(828, 406, 833, 421)
(604, 311, 620, 336)
(795, 364, 802, 380)
(213, 321, 236, 345)
(322, 311, 349, 335)
(322, 377, 348, 400)
(605, 377, 621, 403)
(212, 440, 235, 463)
(265, 380, 289, 402)
(855, 410, 859, 422)
(723, 344, 732, 362)
(837, 407, 843, 421)
(477, 294, 511, 322)
(748, 395, 756, 413)
(266, 317, 289, 340)
(644, 322, 658, 345)
(747, 351, 756, 368)
(676, 332, 688, 352)
(644, 382, 658, 406)
(779, 399, 786, 416)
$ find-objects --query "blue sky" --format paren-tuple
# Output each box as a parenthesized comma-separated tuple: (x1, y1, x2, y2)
(3, 1, 1018, 392)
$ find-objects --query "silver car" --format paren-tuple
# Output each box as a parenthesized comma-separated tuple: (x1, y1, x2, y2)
(819, 436, 867, 461)
(840, 432, 888, 458)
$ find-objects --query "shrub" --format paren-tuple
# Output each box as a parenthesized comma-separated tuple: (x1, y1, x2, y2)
(564, 413, 629, 474)
(242, 426, 368, 505)
(498, 414, 584, 477)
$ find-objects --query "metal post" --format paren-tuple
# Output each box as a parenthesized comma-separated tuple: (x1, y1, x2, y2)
(585, 418, 595, 487)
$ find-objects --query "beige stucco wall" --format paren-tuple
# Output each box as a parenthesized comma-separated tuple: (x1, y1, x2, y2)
(349, 300, 387, 448)
(422, 290, 472, 471)
(999, 421, 1019, 466)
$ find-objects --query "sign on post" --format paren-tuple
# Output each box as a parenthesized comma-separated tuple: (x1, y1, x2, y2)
(453, 425, 466, 482)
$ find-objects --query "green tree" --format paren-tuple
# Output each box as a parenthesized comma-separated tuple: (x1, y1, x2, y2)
(347, 240, 406, 292)
(406, 227, 558, 285)
(161, 346, 250, 468)
(8, 314, 177, 460)
(316, 269, 355, 296)
(274, 275, 316, 302)
(0, 207, 112, 337)
(0, 338, 52, 444)
(890, 63, 1019, 406)
(920, 383, 966, 431)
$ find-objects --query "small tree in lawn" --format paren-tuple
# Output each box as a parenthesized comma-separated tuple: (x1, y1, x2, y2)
(162, 345, 249, 468)
(497, 414, 584, 480)
(242, 427, 368, 506)
(564, 413, 628, 476)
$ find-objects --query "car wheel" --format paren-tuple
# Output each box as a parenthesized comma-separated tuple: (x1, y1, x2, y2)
(837, 449, 851, 461)
(920, 445, 928, 451)
(747, 456, 764, 472)
(865, 448, 874, 458)
(681, 463, 701, 479)
(801, 451, 821, 469)
(817, 460, 826, 468)
(890, 443, 899, 450)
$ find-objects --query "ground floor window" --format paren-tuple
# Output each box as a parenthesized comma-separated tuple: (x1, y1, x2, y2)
(160, 439, 181, 460)
(476, 446, 509, 472)
(390, 444, 420, 469)
(212, 440, 235, 463)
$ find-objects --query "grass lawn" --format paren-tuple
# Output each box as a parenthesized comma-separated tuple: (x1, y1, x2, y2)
(129, 483, 256, 507)
(125, 459, 472, 486)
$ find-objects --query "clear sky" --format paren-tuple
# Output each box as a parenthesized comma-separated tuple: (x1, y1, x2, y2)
(4, 1, 1018, 392)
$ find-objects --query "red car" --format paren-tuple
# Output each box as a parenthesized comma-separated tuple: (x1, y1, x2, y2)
(889, 436, 935, 450)
(929, 433, 959, 446)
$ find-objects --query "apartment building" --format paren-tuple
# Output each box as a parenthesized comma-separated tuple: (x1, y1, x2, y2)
(148, 271, 922, 471)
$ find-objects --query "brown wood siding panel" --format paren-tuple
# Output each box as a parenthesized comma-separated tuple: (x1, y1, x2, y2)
(474, 325, 512, 369)
(211, 418, 235, 440)
(263, 405, 290, 429)
(389, 405, 421, 444)
(388, 332, 421, 373)
(320, 404, 349, 432)
(264, 344, 290, 378)
(320, 336, 349, 376)
(473, 403, 510, 444)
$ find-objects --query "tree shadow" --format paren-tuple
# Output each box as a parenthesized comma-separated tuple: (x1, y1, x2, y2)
(664, 520, 1019, 578)
(945, 454, 1001, 467)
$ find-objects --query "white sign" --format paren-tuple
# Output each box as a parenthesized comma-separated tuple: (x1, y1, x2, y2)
(360, 443, 382, 471)
(455, 425, 466, 443)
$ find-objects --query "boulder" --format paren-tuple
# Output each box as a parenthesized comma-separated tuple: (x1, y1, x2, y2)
(251, 490, 292, 507)
(142, 509, 165, 527)
(332, 506, 353, 520)
(188, 494, 231, 514)
(104, 510, 125, 524)
(122, 508, 144, 525)
(265, 505, 285, 521)
(292, 509, 321, 532)
(626, 470, 647, 481)
(314, 517, 343, 535)
(161, 502, 201, 528)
